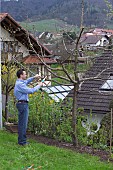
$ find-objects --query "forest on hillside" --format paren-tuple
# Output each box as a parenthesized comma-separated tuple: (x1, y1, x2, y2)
(1, 0, 113, 27)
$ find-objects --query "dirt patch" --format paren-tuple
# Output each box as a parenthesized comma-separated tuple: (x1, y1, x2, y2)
(28, 134, 113, 163)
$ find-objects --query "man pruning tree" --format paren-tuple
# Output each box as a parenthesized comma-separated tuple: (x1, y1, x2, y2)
(14, 69, 44, 146)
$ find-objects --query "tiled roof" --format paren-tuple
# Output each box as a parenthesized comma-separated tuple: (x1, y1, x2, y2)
(96, 28, 113, 35)
(103, 29, 113, 34)
(23, 55, 57, 64)
(45, 41, 76, 62)
(90, 28, 113, 35)
(81, 35, 103, 45)
(68, 50, 113, 114)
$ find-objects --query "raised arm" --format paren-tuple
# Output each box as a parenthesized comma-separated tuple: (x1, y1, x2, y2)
(25, 74, 41, 85)
(25, 77, 34, 85)
(17, 82, 43, 94)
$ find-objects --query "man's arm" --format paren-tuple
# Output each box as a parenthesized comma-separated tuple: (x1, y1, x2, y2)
(26, 77, 34, 85)
(26, 74, 41, 85)
(18, 82, 43, 94)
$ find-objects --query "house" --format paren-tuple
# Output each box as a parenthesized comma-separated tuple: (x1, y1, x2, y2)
(46, 41, 91, 65)
(91, 28, 113, 36)
(38, 32, 53, 40)
(81, 35, 109, 50)
(45, 41, 75, 63)
(0, 13, 56, 84)
(38, 32, 62, 41)
(67, 50, 113, 134)
(80, 28, 113, 50)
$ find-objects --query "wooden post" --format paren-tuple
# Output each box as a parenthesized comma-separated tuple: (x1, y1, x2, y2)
(110, 108, 113, 155)
(0, 41, 3, 128)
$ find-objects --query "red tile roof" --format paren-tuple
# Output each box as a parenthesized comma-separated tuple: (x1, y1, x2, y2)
(93, 28, 113, 35)
(23, 55, 57, 64)
(102, 29, 113, 34)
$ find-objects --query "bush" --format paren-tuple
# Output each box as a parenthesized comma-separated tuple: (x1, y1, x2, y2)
(28, 91, 73, 141)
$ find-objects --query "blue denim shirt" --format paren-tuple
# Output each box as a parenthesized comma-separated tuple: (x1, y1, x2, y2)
(14, 77, 41, 101)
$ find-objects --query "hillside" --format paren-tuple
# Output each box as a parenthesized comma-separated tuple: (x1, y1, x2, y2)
(20, 19, 78, 32)
(1, 0, 113, 28)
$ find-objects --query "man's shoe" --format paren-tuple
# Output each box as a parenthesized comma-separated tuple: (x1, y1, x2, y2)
(18, 142, 29, 146)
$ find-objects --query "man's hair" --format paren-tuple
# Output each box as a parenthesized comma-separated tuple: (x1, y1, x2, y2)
(16, 69, 25, 78)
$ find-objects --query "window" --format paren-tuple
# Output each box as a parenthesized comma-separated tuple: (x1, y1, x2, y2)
(100, 74, 113, 91)
(103, 40, 107, 46)
(1, 41, 19, 53)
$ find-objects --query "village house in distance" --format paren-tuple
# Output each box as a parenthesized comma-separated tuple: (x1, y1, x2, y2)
(80, 28, 113, 50)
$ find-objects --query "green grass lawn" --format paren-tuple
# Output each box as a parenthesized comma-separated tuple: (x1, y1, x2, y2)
(107, 23, 113, 29)
(0, 130, 113, 170)
(20, 19, 78, 32)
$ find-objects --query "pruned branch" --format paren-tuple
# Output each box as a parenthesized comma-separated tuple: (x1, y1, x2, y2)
(61, 63, 76, 83)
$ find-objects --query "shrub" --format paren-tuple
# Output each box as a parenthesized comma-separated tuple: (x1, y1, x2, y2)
(28, 91, 73, 141)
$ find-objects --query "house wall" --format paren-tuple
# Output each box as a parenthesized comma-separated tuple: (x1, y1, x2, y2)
(96, 37, 109, 46)
(0, 26, 29, 58)
(82, 112, 105, 135)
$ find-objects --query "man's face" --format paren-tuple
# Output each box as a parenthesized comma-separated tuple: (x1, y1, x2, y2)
(21, 71, 27, 80)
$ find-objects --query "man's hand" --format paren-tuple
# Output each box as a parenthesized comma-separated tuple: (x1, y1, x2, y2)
(39, 82, 44, 86)
(34, 74, 41, 79)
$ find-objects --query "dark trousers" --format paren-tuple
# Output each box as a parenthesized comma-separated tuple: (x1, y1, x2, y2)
(16, 103, 29, 145)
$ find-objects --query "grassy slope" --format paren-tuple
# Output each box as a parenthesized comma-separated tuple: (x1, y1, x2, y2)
(0, 130, 113, 170)
(107, 23, 113, 29)
(20, 19, 78, 32)
(19, 19, 113, 33)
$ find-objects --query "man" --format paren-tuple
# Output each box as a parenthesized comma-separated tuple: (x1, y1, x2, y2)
(14, 69, 43, 146)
